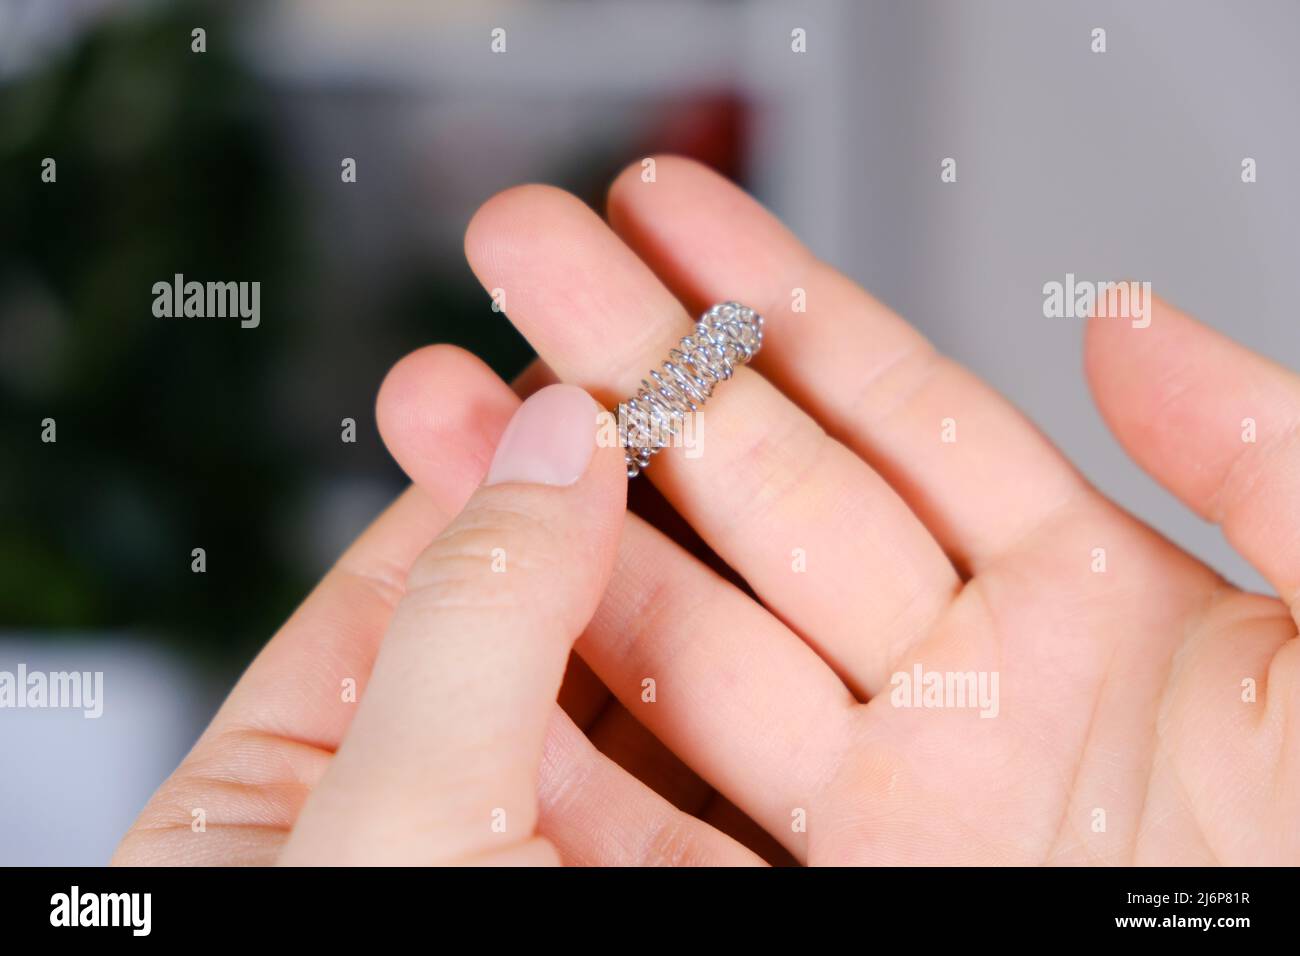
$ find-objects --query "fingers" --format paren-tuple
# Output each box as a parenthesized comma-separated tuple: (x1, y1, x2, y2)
(190, 345, 515, 748)
(376, 344, 521, 518)
(581, 514, 855, 862)
(172, 345, 515, 749)
(538, 709, 764, 866)
(1085, 296, 1300, 614)
(586, 701, 712, 812)
(380, 342, 855, 860)
(116, 347, 520, 864)
(464, 182, 959, 698)
(281, 385, 627, 865)
(605, 155, 1091, 575)
(381, 346, 622, 717)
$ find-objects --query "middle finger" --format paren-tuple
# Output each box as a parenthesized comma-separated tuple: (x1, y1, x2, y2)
(464, 185, 960, 698)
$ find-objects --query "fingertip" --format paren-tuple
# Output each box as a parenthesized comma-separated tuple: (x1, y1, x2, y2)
(464, 183, 591, 273)
(1081, 303, 1121, 404)
(1082, 290, 1174, 414)
(606, 154, 736, 232)
(375, 343, 518, 512)
(484, 383, 604, 488)
(605, 153, 806, 317)
(1083, 292, 1300, 518)
(484, 382, 627, 526)
(606, 153, 699, 209)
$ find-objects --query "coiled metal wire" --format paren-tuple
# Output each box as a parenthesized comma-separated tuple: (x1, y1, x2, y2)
(618, 301, 764, 477)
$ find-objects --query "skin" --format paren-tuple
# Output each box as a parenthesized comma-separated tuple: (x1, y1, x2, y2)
(115, 156, 1300, 866)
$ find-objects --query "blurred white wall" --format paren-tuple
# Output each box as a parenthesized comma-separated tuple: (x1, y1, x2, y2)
(0, 639, 215, 865)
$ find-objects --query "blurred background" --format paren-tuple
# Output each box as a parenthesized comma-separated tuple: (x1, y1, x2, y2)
(2, 0, 1297, 864)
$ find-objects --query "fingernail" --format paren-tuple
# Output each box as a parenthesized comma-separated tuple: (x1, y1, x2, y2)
(485, 384, 597, 487)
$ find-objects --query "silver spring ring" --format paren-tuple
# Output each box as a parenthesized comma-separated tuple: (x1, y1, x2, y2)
(617, 301, 764, 477)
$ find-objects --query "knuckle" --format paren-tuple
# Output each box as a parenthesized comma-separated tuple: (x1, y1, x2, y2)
(403, 499, 562, 614)
(640, 816, 712, 867)
(713, 398, 828, 531)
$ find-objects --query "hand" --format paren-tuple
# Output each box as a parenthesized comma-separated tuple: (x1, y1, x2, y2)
(117, 156, 1299, 866)
(381, 157, 1299, 865)
(115, 383, 762, 865)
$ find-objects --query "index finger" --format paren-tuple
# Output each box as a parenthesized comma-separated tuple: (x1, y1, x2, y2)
(606, 155, 1091, 574)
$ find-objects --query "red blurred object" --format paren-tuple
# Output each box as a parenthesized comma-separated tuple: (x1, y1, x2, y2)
(636, 91, 749, 183)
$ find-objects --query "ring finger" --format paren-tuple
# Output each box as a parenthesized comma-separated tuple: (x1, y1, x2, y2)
(464, 185, 960, 698)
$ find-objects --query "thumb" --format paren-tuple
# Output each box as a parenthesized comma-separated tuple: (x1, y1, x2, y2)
(281, 384, 625, 865)
(1084, 295, 1300, 611)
